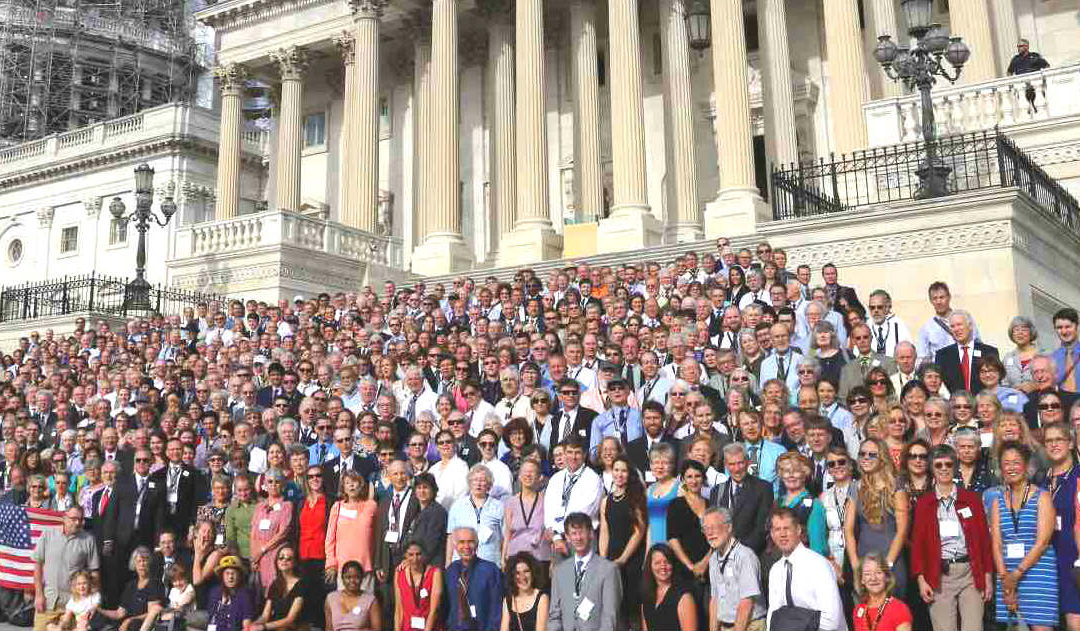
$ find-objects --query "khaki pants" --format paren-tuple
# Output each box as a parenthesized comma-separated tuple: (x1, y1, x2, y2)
(928, 561, 984, 631)
(33, 607, 64, 631)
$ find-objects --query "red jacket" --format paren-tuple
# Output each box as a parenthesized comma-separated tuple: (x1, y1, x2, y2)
(910, 487, 993, 591)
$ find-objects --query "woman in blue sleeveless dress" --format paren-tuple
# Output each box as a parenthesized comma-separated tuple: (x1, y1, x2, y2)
(1039, 423, 1080, 628)
(646, 443, 680, 546)
(991, 441, 1058, 631)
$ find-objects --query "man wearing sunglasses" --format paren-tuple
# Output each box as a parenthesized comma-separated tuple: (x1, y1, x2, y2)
(102, 447, 164, 602)
(542, 379, 597, 455)
(839, 323, 897, 398)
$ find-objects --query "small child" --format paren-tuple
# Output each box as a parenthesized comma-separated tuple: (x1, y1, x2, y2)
(49, 570, 99, 631)
(159, 564, 195, 631)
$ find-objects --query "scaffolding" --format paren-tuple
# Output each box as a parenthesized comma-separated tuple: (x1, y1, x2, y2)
(0, 0, 203, 145)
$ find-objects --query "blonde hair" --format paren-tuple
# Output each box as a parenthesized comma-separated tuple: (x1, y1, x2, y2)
(856, 438, 897, 524)
(854, 552, 898, 598)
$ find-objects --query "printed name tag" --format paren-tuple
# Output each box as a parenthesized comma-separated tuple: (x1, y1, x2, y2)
(258, 519, 271, 531)
(419, 588, 429, 598)
(803, 498, 813, 508)
(148, 482, 156, 489)
(478, 525, 494, 543)
(340, 508, 357, 519)
(384, 530, 400, 543)
(182, 470, 190, 477)
(273, 503, 282, 512)
(469, 605, 477, 618)
(644, 472, 657, 483)
(1006, 543, 1025, 559)
(215, 534, 224, 545)
(940, 521, 960, 537)
(980, 433, 993, 448)
(576, 597, 595, 621)
(411, 616, 425, 629)
(207, 625, 217, 631)
(973, 349, 982, 358)
(351, 606, 362, 615)
(958, 507, 972, 519)
(1057, 516, 1063, 532)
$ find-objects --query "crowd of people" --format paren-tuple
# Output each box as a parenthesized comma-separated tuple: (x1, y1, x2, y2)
(2, 237, 1080, 631)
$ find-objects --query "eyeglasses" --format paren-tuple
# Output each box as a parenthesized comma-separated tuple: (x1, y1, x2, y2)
(436, 439, 454, 446)
(478, 441, 496, 449)
(848, 396, 870, 405)
(908, 453, 929, 461)
(868, 379, 888, 386)
(559, 390, 579, 396)
(868, 304, 887, 311)
(448, 419, 464, 426)
(335, 438, 351, 444)
(1040, 402, 1062, 410)
(925, 412, 944, 418)
(933, 461, 954, 470)
(671, 392, 686, 397)
(135, 458, 151, 463)
(858, 451, 880, 460)
(409, 442, 426, 448)
(307, 473, 322, 478)
(952, 403, 973, 409)
(826, 458, 848, 468)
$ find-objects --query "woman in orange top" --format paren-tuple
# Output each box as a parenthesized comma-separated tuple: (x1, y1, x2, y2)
(324, 468, 378, 589)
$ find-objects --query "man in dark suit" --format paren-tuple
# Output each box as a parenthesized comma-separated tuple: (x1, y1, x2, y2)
(625, 402, 678, 478)
(935, 310, 999, 396)
(102, 448, 163, 605)
(255, 362, 286, 408)
(708, 443, 772, 555)
(373, 460, 422, 621)
(547, 378, 597, 453)
(321, 428, 376, 497)
(100, 427, 134, 475)
(148, 529, 193, 592)
(152, 438, 200, 535)
(822, 262, 864, 314)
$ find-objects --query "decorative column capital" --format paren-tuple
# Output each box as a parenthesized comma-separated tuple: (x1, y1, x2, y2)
(271, 46, 309, 81)
(334, 32, 356, 64)
(213, 63, 248, 95)
(83, 196, 102, 217)
(349, 0, 387, 19)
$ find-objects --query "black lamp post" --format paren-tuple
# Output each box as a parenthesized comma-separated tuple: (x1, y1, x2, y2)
(685, 0, 711, 52)
(109, 164, 177, 312)
(873, 0, 970, 198)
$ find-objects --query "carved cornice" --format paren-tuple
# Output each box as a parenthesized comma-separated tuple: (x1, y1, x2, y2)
(349, 0, 386, 19)
(213, 63, 249, 94)
(197, 0, 333, 30)
(270, 46, 309, 81)
(334, 31, 356, 64)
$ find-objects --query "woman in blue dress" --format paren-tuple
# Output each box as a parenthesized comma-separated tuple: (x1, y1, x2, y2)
(991, 440, 1058, 631)
(645, 442, 680, 547)
(1039, 422, 1080, 630)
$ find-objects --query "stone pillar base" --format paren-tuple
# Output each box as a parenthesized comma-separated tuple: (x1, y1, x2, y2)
(496, 225, 564, 267)
(665, 222, 705, 244)
(597, 206, 662, 253)
(704, 188, 771, 238)
(410, 236, 475, 276)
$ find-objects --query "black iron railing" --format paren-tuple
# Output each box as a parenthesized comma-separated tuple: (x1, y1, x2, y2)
(770, 131, 1080, 234)
(0, 273, 226, 322)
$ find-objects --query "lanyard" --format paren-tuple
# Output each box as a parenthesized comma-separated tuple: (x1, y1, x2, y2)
(392, 489, 410, 531)
(519, 494, 538, 529)
(1007, 483, 1030, 534)
(1049, 465, 1076, 502)
(472, 496, 488, 525)
(717, 539, 737, 575)
(866, 597, 891, 631)
(562, 469, 582, 505)
(833, 486, 848, 526)
(408, 566, 427, 604)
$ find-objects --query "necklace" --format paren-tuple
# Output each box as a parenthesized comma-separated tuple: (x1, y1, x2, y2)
(611, 490, 627, 502)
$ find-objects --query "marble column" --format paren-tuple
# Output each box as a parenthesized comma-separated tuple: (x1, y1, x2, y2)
(867, 0, 900, 97)
(822, 0, 869, 153)
(990, 0, 1019, 75)
(660, 0, 701, 242)
(950, 0, 997, 83)
(334, 33, 357, 227)
(702, 0, 768, 238)
(480, 0, 516, 251)
(213, 63, 246, 220)
(597, 0, 661, 251)
(411, 0, 473, 274)
(271, 46, 307, 213)
(350, 0, 384, 232)
(497, 0, 563, 264)
(570, 0, 603, 223)
(756, 0, 799, 167)
(409, 11, 432, 249)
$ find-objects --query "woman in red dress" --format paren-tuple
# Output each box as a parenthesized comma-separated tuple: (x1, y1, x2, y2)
(853, 552, 913, 631)
(393, 540, 442, 631)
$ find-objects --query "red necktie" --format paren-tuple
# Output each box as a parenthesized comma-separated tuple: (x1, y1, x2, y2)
(99, 488, 110, 515)
(961, 346, 971, 390)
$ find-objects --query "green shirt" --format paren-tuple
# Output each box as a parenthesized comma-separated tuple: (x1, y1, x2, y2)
(224, 500, 257, 557)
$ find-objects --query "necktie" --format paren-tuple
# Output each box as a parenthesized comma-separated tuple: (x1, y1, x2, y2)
(559, 411, 571, 442)
(859, 356, 871, 370)
(575, 559, 586, 596)
(1065, 346, 1078, 393)
(961, 346, 971, 390)
(99, 488, 110, 515)
(458, 567, 471, 622)
(876, 326, 887, 354)
(785, 560, 795, 605)
(730, 482, 740, 507)
(407, 394, 419, 423)
(618, 409, 628, 444)
(777, 355, 786, 379)
(317, 443, 326, 464)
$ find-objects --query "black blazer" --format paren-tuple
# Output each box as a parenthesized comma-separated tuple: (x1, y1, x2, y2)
(708, 475, 773, 554)
(149, 548, 194, 591)
(321, 454, 377, 498)
(406, 501, 448, 567)
(103, 474, 165, 552)
(546, 407, 597, 453)
(373, 490, 422, 573)
(625, 435, 678, 477)
(151, 464, 200, 535)
(935, 341, 999, 395)
(455, 435, 480, 467)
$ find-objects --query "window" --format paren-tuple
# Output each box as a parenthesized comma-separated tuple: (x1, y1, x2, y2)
(7, 239, 22, 266)
(60, 226, 78, 254)
(303, 112, 326, 148)
(109, 217, 128, 245)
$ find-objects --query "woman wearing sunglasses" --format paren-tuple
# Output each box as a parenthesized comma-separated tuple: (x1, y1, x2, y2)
(844, 438, 910, 598)
(820, 445, 857, 612)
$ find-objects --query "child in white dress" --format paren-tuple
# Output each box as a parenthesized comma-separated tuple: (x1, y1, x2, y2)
(159, 564, 195, 631)
(48, 570, 99, 631)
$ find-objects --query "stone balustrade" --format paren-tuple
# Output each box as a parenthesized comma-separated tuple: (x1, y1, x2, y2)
(175, 209, 403, 267)
(0, 102, 269, 171)
(864, 63, 1080, 148)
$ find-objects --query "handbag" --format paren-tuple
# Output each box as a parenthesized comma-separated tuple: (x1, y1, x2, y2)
(770, 560, 821, 631)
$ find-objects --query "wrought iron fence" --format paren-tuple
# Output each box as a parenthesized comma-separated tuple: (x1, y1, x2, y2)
(769, 131, 1080, 234)
(0, 273, 226, 322)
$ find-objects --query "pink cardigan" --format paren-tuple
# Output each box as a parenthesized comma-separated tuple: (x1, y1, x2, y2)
(324, 498, 377, 572)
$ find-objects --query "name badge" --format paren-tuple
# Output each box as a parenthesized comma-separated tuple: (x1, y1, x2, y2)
(576, 597, 595, 621)
(410, 616, 425, 629)
(214, 533, 224, 545)
(973, 349, 982, 358)
(1006, 543, 1025, 559)
(469, 605, 477, 619)
(148, 482, 156, 489)
(478, 525, 494, 543)
(803, 498, 813, 508)
(855, 606, 865, 618)
(644, 472, 657, 483)
(384, 530, 400, 543)
(351, 606, 362, 615)
(578, 429, 586, 437)
(207, 625, 217, 631)
(258, 519, 271, 531)
(340, 507, 357, 519)
(182, 470, 190, 477)
(420, 588, 429, 598)
(940, 520, 960, 537)
(1057, 516, 1063, 532)
(958, 507, 972, 519)
(872, 360, 880, 367)
(273, 503, 282, 512)
(980, 432, 993, 448)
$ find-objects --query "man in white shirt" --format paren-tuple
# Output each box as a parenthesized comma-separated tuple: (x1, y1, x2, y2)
(395, 367, 438, 425)
(543, 439, 604, 558)
(867, 289, 913, 358)
(766, 508, 847, 631)
(635, 350, 672, 407)
(564, 341, 598, 392)
(890, 341, 920, 393)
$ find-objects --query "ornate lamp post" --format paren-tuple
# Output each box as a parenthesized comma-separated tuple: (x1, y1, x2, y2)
(685, 0, 711, 52)
(873, 0, 970, 198)
(109, 164, 177, 312)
